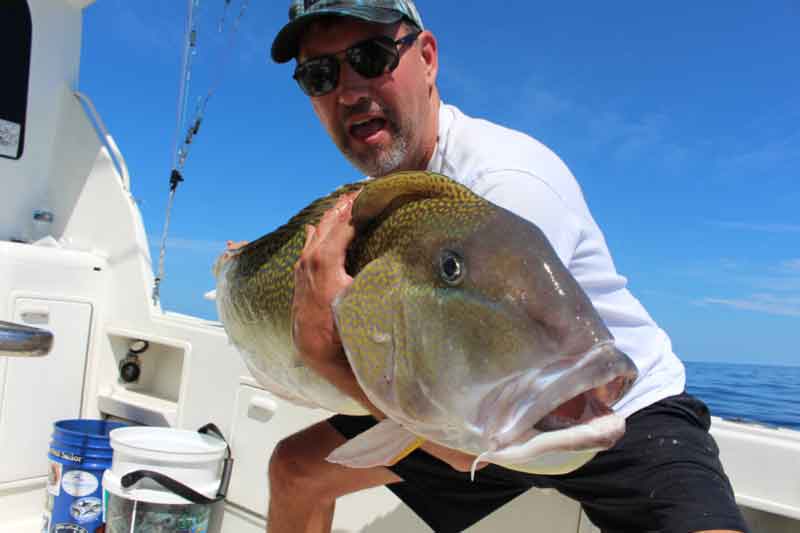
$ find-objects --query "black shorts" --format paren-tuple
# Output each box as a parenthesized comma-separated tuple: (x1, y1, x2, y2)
(328, 392, 749, 533)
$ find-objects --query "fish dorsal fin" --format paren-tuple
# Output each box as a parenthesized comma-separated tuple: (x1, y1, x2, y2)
(352, 171, 477, 228)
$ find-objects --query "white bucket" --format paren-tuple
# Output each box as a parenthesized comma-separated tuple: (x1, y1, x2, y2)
(102, 427, 227, 533)
(103, 427, 226, 504)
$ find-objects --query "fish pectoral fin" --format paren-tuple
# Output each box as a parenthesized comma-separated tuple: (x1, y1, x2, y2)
(326, 418, 425, 468)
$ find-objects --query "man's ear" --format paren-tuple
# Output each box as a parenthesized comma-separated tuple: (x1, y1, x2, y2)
(418, 31, 438, 88)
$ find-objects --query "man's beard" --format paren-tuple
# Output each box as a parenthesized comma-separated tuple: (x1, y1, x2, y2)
(336, 100, 412, 177)
(343, 125, 409, 177)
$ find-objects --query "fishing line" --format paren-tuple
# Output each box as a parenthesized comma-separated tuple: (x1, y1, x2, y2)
(153, 0, 249, 306)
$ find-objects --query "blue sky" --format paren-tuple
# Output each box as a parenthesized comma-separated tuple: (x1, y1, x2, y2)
(79, 1, 799, 367)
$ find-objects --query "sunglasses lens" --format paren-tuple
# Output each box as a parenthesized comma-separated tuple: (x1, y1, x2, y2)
(294, 36, 405, 96)
(348, 38, 398, 79)
(295, 57, 338, 96)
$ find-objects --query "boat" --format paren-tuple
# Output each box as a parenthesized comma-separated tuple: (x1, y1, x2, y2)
(1, 1, 798, 531)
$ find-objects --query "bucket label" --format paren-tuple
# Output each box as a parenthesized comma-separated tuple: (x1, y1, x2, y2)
(52, 524, 87, 533)
(50, 447, 83, 463)
(70, 496, 102, 523)
(62, 470, 99, 498)
(48, 461, 62, 496)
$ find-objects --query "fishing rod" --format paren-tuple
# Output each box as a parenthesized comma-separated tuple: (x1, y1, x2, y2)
(152, 0, 249, 306)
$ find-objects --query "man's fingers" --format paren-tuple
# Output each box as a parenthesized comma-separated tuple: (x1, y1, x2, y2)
(217, 240, 249, 267)
(297, 193, 359, 275)
(294, 225, 316, 278)
(335, 190, 361, 219)
(317, 194, 358, 258)
(314, 193, 354, 240)
(303, 224, 316, 248)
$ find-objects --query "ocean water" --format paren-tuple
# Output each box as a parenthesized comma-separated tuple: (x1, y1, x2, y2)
(684, 361, 800, 431)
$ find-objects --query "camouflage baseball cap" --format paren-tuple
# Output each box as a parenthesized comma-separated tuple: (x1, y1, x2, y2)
(271, 0, 424, 63)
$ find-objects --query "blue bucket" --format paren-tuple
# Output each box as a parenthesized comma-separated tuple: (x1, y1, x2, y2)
(45, 419, 128, 533)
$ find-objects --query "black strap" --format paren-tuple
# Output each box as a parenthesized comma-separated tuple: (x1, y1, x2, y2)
(120, 423, 234, 504)
(199, 422, 234, 499)
(121, 469, 217, 504)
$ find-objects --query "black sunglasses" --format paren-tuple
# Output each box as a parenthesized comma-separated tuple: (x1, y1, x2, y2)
(293, 31, 422, 97)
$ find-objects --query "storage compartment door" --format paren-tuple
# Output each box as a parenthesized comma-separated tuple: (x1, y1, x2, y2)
(0, 298, 92, 483)
(226, 385, 412, 531)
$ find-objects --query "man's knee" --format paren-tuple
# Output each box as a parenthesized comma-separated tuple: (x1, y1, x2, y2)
(268, 420, 354, 502)
(269, 432, 326, 496)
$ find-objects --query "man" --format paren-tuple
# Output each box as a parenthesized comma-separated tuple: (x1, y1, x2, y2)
(262, 1, 749, 532)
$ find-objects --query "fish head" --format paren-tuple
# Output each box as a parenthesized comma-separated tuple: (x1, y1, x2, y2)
(334, 172, 638, 473)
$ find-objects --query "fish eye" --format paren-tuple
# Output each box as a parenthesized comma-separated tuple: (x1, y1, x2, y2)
(439, 250, 465, 286)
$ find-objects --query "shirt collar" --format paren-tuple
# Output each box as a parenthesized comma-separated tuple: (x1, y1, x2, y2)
(426, 102, 454, 173)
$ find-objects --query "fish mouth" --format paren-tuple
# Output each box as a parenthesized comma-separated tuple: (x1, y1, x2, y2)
(480, 341, 638, 453)
(533, 383, 622, 432)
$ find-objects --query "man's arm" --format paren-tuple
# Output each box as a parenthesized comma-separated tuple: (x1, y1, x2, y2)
(290, 191, 384, 419)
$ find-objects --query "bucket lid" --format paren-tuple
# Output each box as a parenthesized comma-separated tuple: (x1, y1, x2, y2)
(109, 427, 226, 462)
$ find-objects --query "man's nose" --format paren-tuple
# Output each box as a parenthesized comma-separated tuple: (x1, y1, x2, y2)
(337, 61, 372, 106)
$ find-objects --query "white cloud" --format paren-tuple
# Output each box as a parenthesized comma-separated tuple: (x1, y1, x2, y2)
(751, 277, 800, 293)
(781, 259, 800, 272)
(698, 294, 800, 318)
(716, 130, 800, 176)
(148, 236, 224, 253)
(707, 221, 800, 233)
(696, 256, 800, 318)
(514, 85, 575, 125)
(107, 1, 182, 55)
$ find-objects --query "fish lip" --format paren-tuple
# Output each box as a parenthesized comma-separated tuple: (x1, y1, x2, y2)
(474, 412, 627, 476)
(481, 341, 638, 451)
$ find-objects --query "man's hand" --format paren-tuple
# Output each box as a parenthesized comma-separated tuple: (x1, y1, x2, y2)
(290, 191, 385, 416)
(291, 191, 359, 362)
(218, 240, 249, 263)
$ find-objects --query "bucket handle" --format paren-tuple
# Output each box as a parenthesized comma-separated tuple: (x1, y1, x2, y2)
(120, 423, 234, 505)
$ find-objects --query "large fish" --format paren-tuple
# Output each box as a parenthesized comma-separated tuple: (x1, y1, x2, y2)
(214, 171, 638, 475)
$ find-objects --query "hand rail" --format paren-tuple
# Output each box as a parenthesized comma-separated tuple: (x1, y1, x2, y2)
(0, 320, 53, 357)
(74, 90, 131, 191)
